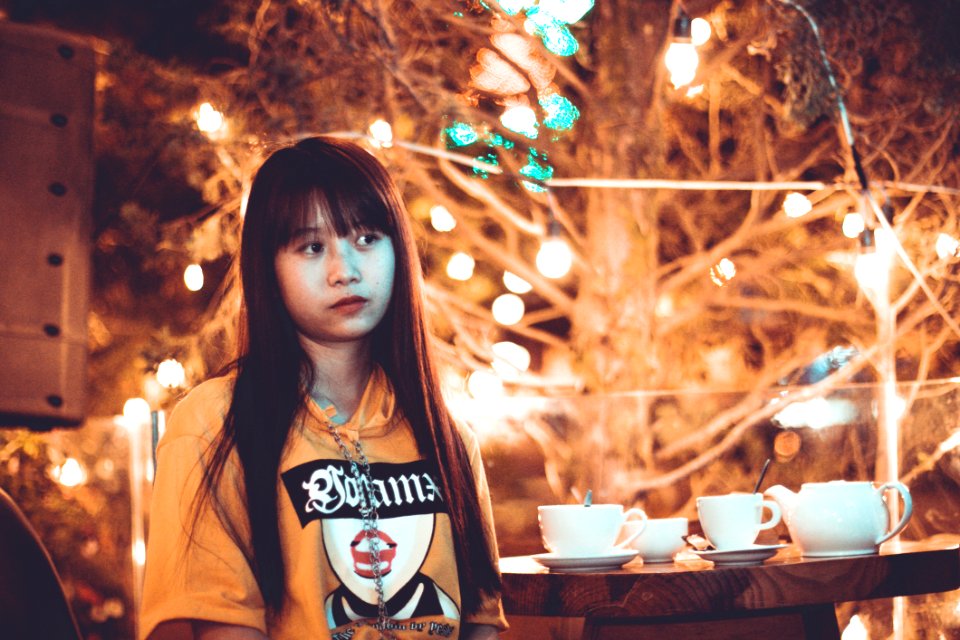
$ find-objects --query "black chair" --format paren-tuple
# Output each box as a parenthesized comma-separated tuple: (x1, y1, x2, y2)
(0, 486, 82, 639)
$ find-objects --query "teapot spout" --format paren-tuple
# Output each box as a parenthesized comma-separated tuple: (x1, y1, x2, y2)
(763, 484, 798, 518)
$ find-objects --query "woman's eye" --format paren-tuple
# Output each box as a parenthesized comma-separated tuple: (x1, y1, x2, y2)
(302, 241, 324, 254)
(357, 232, 381, 246)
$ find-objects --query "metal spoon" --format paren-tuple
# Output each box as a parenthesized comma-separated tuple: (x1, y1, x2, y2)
(753, 458, 773, 495)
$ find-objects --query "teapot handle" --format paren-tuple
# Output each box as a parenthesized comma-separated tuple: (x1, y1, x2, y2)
(875, 481, 913, 545)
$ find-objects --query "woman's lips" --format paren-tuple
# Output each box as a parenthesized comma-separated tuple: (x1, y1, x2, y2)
(331, 296, 367, 313)
(351, 529, 398, 578)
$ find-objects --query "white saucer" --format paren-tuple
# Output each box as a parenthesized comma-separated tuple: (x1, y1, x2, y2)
(532, 549, 639, 572)
(692, 543, 789, 566)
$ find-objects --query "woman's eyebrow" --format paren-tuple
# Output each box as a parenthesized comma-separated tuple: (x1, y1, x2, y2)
(287, 226, 326, 241)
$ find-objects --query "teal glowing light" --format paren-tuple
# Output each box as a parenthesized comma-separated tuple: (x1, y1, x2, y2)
(473, 153, 499, 179)
(539, 93, 580, 131)
(497, 0, 535, 15)
(445, 122, 479, 147)
(537, 0, 595, 24)
(520, 148, 554, 192)
(485, 133, 515, 150)
(525, 8, 579, 57)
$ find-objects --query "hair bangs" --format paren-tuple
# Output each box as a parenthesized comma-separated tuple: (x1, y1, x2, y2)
(267, 148, 396, 250)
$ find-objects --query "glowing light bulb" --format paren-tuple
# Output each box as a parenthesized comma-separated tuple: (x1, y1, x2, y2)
(123, 397, 151, 432)
(665, 42, 698, 88)
(842, 213, 865, 238)
(685, 84, 704, 98)
(855, 250, 884, 291)
(55, 457, 86, 487)
(503, 271, 533, 294)
(709, 257, 736, 286)
(430, 205, 456, 232)
(133, 538, 146, 566)
(467, 370, 504, 400)
(655, 294, 674, 318)
(184, 263, 204, 291)
(691, 17, 711, 46)
(368, 119, 393, 148)
(856, 227, 894, 292)
(537, 0, 595, 24)
(156, 358, 186, 389)
(936, 232, 959, 259)
(446, 252, 475, 281)
(500, 105, 539, 139)
(783, 192, 813, 218)
(492, 341, 531, 372)
(492, 293, 525, 326)
(537, 238, 573, 279)
(841, 614, 867, 640)
(195, 102, 226, 137)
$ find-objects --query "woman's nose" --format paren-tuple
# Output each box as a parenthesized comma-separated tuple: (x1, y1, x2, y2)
(326, 241, 360, 286)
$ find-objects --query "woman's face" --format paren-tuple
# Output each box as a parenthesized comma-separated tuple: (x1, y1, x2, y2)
(274, 212, 396, 351)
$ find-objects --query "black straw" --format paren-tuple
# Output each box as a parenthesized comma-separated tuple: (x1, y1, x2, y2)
(752, 458, 772, 494)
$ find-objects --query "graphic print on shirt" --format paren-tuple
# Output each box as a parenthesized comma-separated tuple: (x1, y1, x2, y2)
(281, 459, 459, 632)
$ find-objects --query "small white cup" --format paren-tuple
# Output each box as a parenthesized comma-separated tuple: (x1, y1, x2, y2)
(696, 493, 781, 551)
(620, 517, 688, 563)
(538, 504, 648, 557)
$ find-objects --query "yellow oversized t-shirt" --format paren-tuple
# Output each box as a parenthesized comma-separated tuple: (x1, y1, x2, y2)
(139, 367, 506, 639)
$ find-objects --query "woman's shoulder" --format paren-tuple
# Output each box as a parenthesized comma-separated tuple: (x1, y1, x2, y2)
(451, 416, 482, 456)
(162, 375, 236, 442)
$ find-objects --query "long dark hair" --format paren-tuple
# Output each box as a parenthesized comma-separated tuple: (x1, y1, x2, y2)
(196, 137, 501, 616)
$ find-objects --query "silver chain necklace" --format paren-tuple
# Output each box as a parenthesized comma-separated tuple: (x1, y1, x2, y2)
(325, 422, 398, 640)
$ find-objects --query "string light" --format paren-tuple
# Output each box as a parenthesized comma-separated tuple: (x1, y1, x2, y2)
(132, 538, 146, 566)
(492, 341, 531, 373)
(503, 270, 533, 294)
(156, 358, 186, 389)
(936, 233, 959, 259)
(855, 228, 894, 293)
(467, 370, 505, 399)
(430, 205, 456, 232)
(691, 17, 712, 46)
(195, 102, 226, 138)
(367, 119, 393, 148)
(122, 397, 152, 432)
(841, 614, 867, 640)
(536, 0, 595, 25)
(492, 293, 525, 325)
(709, 257, 736, 286)
(500, 104, 539, 139)
(183, 263, 204, 291)
(536, 219, 573, 279)
(446, 252, 476, 281)
(783, 192, 813, 218)
(664, 8, 698, 88)
(54, 457, 86, 487)
(842, 212, 865, 238)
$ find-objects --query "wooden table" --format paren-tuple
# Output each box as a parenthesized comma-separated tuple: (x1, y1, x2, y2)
(500, 540, 960, 640)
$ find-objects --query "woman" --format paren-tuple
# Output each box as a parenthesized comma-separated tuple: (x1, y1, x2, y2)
(140, 137, 505, 639)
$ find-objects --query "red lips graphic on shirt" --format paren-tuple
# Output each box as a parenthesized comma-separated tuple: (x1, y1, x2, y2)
(350, 529, 398, 578)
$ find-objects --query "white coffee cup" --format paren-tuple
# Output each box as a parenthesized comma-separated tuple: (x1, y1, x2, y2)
(620, 517, 689, 563)
(696, 493, 781, 551)
(538, 504, 648, 557)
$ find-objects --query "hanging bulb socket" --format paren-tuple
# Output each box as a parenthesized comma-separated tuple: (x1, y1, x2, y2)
(881, 202, 894, 224)
(546, 216, 562, 238)
(858, 228, 876, 253)
(673, 8, 692, 42)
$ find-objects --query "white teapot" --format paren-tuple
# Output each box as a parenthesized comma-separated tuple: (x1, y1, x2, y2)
(764, 480, 912, 557)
